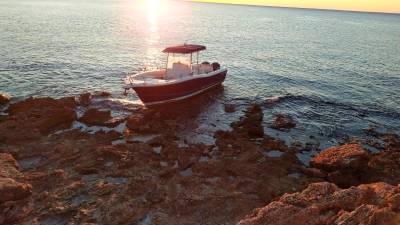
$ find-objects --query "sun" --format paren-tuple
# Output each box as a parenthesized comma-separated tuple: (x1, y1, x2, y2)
(148, 0, 161, 9)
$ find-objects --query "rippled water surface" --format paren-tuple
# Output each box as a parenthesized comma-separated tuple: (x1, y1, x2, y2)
(1, 0, 399, 147)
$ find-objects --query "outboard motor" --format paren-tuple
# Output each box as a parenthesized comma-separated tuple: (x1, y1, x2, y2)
(211, 62, 220, 71)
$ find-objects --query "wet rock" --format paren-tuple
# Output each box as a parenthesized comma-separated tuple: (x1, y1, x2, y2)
(309, 143, 370, 187)
(367, 149, 400, 185)
(126, 114, 144, 130)
(126, 114, 155, 134)
(0, 199, 33, 224)
(245, 105, 264, 137)
(237, 182, 400, 225)
(178, 153, 196, 170)
(79, 92, 92, 106)
(382, 133, 400, 150)
(0, 178, 32, 203)
(78, 108, 112, 127)
(232, 104, 264, 138)
(0, 93, 11, 105)
(0, 153, 21, 178)
(0, 97, 76, 143)
(146, 189, 165, 203)
(299, 167, 327, 179)
(99, 198, 149, 224)
(310, 143, 370, 172)
(224, 104, 236, 113)
(0, 154, 32, 203)
(270, 113, 296, 131)
(247, 126, 264, 138)
(262, 136, 289, 152)
(308, 135, 400, 187)
(19, 156, 43, 170)
(0, 97, 367, 224)
(93, 91, 111, 98)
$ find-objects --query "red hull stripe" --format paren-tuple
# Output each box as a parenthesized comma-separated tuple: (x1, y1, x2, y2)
(133, 70, 227, 105)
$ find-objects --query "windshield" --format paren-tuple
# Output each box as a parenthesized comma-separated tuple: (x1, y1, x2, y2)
(167, 53, 191, 69)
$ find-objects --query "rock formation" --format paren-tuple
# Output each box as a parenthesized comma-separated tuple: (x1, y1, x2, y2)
(0, 96, 399, 225)
(270, 113, 296, 131)
(237, 182, 400, 225)
(0, 93, 10, 106)
(309, 140, 400, 188)
(78, 108, 112, 127)
(0, 153, 32, 201)
(0, 97, 76, 144)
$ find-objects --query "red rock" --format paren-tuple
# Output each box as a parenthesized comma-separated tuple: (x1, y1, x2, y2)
(308, 135, 400, 187)
(309, 143, 372, 187)
(224, 104, 236, 113)
(79, 92, 92, 106)
(366, 150, 400, 185)
(78, 108, 112, 127)
(247, 126, 264, 138)
(96, 145, 128, 160)
(237, 182, 400, 225)
(232, 104, 264, 138)
(93, 91, 111, 98)
(0, 93, 10, 105)
(300, 167, 327, 179)
(0, 153, 32, 221)
(92, 181, 116, 196)
(310, 143, 370, 172)
(126, 114, 153, 133)
(270, 113, 296, 131)
(58, 96, 77, 108)
(146, 189, 166, 203)
(0, 153, 21, 179)
(9, 98, 400, 225)
(126, 114, 142, 128)
(0, 97, 77, 143)
(0, 199, 33, 224)
(0, 178, 32, 203)
(381, 133, 400, 153)
(246, 105, 263, 122)
(177, 153, 196, 170)
(99, 198, 149, 224)
(388, 194, 400, 211)
(104, 117, 125, 128)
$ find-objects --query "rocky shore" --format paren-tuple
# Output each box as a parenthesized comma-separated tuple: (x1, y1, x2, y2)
(0, 93, 399, 225)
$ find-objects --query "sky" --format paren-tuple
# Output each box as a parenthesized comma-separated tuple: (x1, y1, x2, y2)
(190, 0, 400, 13)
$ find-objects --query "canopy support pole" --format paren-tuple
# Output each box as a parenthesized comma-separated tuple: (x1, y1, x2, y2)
(197, 52, 199, 74)
(165, 53, 169, 79)
(190, 53, 193, 72)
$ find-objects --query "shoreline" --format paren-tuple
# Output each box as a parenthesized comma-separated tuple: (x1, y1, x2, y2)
(0, 92, 399, 224)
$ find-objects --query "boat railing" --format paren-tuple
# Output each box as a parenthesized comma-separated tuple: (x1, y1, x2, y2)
(126, 73, 168, 86)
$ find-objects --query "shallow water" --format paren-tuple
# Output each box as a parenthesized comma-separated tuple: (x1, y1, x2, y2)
(1, 0, 399, 148)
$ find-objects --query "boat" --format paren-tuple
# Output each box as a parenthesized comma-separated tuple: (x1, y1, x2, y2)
(124, 44, 228, 106)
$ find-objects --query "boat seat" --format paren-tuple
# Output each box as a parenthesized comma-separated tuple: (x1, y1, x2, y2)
(166, 62, 191, 79)
(192, 64, 200, 75)
(199, 63, 213, 74)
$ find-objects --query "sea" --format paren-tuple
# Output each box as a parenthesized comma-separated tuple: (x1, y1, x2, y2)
(1, 0, 399, 153)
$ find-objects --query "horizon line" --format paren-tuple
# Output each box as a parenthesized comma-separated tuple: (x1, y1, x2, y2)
(184, 0, 400, 15)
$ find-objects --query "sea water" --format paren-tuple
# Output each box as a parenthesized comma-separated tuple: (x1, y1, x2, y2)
(1, 0, 399, 148)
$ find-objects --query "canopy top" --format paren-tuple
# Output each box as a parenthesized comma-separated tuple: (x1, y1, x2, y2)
(162, 44, 206, 54)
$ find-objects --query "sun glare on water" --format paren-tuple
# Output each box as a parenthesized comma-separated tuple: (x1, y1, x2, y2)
(148, 0, 161, 9)
(131, 0, 187, 69)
